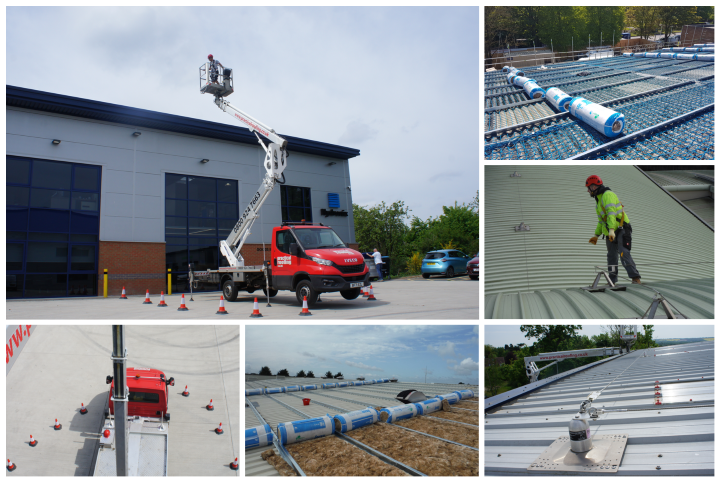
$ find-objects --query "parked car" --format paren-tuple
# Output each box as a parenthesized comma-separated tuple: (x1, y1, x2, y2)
(421, 249, 471, 278)
(466, 254, 479, 280)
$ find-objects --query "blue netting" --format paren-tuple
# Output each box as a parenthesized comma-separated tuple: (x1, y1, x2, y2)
(485, 91, 531, 108)
(579, 77, 684, 103)
(485, 102, 556, 131)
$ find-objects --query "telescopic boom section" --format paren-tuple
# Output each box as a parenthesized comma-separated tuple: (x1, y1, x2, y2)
(212, 97, 288, 268)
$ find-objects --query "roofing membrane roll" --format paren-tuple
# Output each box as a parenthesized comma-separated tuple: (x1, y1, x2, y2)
(696, 55, 715, 62)
(435, 393, 461, 405)
(569, 97, 625, 138)
(265, 387, 284, 394)
(523, 81, 546, 99)
(379, 404, 419, 423)
(659, 52, 676, 59)
(277, 415, 334, 445)
(416, 397, 443, 415)
(337, 381, 350, 388)
(333, 408, 379, 433)
(454, 389, 475, 400)
(675, 53, 698, 60)
(301, 384, 317, 391)
(246, 388, 264, 396)
(285, 385, 301, 392)
(351, 381, 364, 386)
(322, 383, 337, 388)
(246, 424, 274, 449)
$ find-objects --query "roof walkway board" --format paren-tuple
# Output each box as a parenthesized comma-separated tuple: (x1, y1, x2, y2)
(485, 165, 714, 319)
(485, 341, 714, 475)
(244, 378, 479, 476)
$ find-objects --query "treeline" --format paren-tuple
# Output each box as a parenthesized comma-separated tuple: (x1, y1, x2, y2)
(485, 325, 659, 398)
(656, 338, 712, 346)
(485, 7, 711, 59)
(257, 366, 345, 378)
(353, 191, 478, 276)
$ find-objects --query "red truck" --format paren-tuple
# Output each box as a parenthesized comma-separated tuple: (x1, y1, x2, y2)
(107, 368, 174, 421)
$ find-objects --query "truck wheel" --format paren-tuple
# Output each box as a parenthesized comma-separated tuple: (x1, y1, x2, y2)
(295, 280, 318, 306)
(222, 280, 238, 302)
(263, 287, 278, 298)
(341, 288, 361, 300)
(445, 266, 455, 278)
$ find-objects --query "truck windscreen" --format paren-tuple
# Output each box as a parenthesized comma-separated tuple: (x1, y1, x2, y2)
(296, 228, 346, 249)
(128, 391, 160, 403)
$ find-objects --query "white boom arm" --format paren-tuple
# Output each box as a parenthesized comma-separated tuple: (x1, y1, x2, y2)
(524, 347, 621, 383)
(212, 96, 288, 268)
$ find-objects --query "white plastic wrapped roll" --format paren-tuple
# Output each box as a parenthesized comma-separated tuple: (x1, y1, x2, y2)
(454, 389, 476, 400)
(523, 81, 546, 99)
(659, 52, 675, 59)
(246, 388, 264, 396)
(545, 87, 573, 112)
(512, 76, 535, 88)
(277, 415, 334, 445)
(266, 387, 284, 394)
(502, 66, 510, 73)
(569, 97, 625, 137)
(351, 381, 364, 386)
(337, 381, 350, 388)
(246, 424, 274, 449)
(285, 385, 301, 392)
(675, 53, 698, 60)
(682, 47, 701, 52)
(622, 52, 633, 57)
(698, 47, 714, 52)
(379, 404, 419, 423)
(322, 383, 337, 389)
(416, 398, 443, 415)
(301, 384, 317, 391)
(435, 392, 461, 405)
(333, 408, 379, 433)
(696, 55, 715, 62)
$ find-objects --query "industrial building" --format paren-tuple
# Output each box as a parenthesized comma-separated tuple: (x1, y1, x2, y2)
(485, 340, 714, 475)
(484, 54, 714, 159)
(485, 165, 714, 319)
(6, 86, 360, 298)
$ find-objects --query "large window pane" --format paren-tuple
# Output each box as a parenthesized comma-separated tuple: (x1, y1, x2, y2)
(29, 209, 69, 232)
(288, 207, 306, 222)
(71, 245, 96, 271)
(27, 242, 68, 273)
(32, 160, 72, 189)
(165, 199, 187, 216)
(7, 207, 29, 231)
(31, 189, 71, 209)
(7, 186, 29, 207)
(165, 174, 187, 199)
(218, 219, 236, 238)
(8, 232, 26, 241)
(218, 180, 238, 202)
(288, 187, 304, 207)
(30, 233, 68, 241)
(7, 243, 24, 271)
(166, 245, 188, 272)
(71, 192, 99, 211)
(188, 176, 216, 201)
(218, 203, 237, 219)
(188, 245, 218, 271)
(70, 211, 99, 233)
(7, 274, 23, 298)
(25, 274, 67, 297)
(303, 189, 311, 207)
(189, 237, 219, 245)
(7, 158, 31, 185)
(73, 166, 99, 191)
(70, 234, 98, 243)
(189, 201, 217, 218)
(165, 217, 187, 236)
(189, 217, 216, 237)
(69, 274, 97, 296)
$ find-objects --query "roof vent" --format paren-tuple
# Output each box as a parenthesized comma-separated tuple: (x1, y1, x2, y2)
(510, 171, 521, 177)
(515, 222, 530, 232)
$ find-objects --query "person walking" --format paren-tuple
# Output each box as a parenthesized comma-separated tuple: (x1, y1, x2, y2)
(586, 175, 642, 285)
(371, 248, 384, 282)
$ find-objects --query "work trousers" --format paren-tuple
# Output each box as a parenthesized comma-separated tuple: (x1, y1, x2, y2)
(606, 227, 640, 284)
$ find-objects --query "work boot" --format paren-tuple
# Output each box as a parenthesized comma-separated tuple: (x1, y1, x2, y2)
(631, 277, 642, 285)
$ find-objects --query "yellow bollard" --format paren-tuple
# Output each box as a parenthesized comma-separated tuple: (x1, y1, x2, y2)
(103, 269, 108, 298)
(168, 269, 172, 295)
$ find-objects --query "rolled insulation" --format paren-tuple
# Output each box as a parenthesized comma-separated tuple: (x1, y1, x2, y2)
(301, 384, 317, 391)
(351, 381, 364, 386)
(363, 381, 373, 385)
(333, 408, 379, 433)
(245, 388, 264, 396)
(675, 53, 698, 60)
(698, 48, 714, 52)
(454, 389, 476, 400)
(416, 397, 443, 415)
(277, 415, 334, 445)
(370, 380, 378, 384)
(337, 381, 350, 388)
(379, 404, 419, 423)
(682, 47, 701, 52)
(435, 393, 461, 405)
(322, 383, 337, 389)
(523, 81, 546, 99)
(246, 424, 274, 449)
(659, 52, 676, 59)
(694, 44, 714, 47)
(266, 387, 284, 394)
(647, 52, 661, 58)
(502, 66, 510, 73)
(569, 97, 625, 137)
(622, 52, 633, 57)
(507, 73, 517, 85)
(285, 385, 301, 392)
(696, 55, 715, 62)
(512, 76, 535, 88)
(380, 378, 390, 383)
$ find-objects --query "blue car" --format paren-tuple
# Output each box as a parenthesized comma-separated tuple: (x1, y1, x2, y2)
(421, 249, 471, 278)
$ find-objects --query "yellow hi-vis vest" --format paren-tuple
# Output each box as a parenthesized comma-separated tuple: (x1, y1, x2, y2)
(595, 190, 630, 236)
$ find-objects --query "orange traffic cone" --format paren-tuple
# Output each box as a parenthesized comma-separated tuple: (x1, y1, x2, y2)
(54, 419, 62, 431)
(120, 286, 128, 299)
(29, 435, 37, 447)
(216, 296, 228, 315)
(177, 294, 189, 311)
(298, 296, 312, 316)
(143, 290, 152, 304)
(215, 422, 224, 435)
(158, 291, 168, 307)
(182, 385, 189, 397)
(80, 403, 88, 414)
(362, 286, 369, 297)
(207, 399, 214, 411)
(7, 459, 16, 472)
(250, 298, 263, 318)
(230, 457, 238, 470)
(367, 285, 377, 301)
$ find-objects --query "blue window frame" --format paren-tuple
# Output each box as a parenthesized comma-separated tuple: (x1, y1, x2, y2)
(280, 185, 313, 222)
(6, 156, 101, 298)
(165, 173, 238, 292)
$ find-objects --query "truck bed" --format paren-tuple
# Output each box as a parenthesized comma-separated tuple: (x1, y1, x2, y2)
(94, 418, 169, 476)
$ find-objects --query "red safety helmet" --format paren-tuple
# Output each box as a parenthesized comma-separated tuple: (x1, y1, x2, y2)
(208, 54, 213, 60)
(585, 175, 603, 187)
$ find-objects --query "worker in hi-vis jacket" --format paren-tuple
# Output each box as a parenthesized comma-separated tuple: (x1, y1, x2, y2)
(586, 175, 642, 285)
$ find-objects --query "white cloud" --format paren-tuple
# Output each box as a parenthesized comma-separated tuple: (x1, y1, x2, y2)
(446, 359, 457, 365)
(473, 326, 479, 334)
(451, 357, 479, 375)
(345, 361, 383, 372)
(428, 340, 456, 357)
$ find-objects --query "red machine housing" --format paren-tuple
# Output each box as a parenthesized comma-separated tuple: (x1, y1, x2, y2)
(108, 368, 172, 419)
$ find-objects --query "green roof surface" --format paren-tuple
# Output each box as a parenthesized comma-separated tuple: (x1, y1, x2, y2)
(485, 165, 714, 319)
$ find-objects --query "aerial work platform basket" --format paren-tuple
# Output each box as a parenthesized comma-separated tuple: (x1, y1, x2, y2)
(199, 62, 234, 97)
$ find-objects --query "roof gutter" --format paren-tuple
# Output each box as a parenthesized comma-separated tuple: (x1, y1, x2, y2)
(635, 166, 714, 231)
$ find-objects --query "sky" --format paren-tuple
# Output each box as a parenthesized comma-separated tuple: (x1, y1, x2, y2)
(485, 324, 715, 348)
(6, 6, 479, 222)
(246, 325, 479, 385)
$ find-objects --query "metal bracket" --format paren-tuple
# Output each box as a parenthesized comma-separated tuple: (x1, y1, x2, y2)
(510, 171, 521, 177)
(515, 222, 530, 232)
(528, 434, 629, 473)
(643, 295, 678, 319)
(581, 272, 626, 293)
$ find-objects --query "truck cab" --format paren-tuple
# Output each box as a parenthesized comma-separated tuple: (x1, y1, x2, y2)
(108, 368, 173, 420)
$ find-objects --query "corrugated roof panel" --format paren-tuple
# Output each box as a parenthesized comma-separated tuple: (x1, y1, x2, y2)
(485, 342, 714, 475)
(645, 170, 714, 186)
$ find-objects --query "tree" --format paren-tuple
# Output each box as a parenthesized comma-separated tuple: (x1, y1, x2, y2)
(635, 325, 660, 349)
(296, 370, 306, 378)
(515, 6, 542, 46)
(485, 344, 496, 359)
(353, 200, 411, 275)
(591, 332, 613, 348)
(627, 7, 660, 40)
(306, 370, 315, 378)
(259, 366, 272, 376)
(277, 368, 289, 377)
(601, 325, 625, 348)
(657, 7, 698, 42)
(485, 363, 503, 397)
(485, 6, 518, 62)
(696, 7, 713, 23)
(538, 6, 584, 53)
(334, 371, 344, 378)
(520, 325, 583, 353)
(324, 370, 333, 378)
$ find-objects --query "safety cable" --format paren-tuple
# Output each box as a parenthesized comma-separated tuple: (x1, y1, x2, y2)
(513, 176, 532, 292)
(597, 353, 644, 396)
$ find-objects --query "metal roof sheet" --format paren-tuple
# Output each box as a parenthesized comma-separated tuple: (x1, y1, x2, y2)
(485, 341, 714, 475)
(485, 165, 714, 318)
(645, 170, 714, 186)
